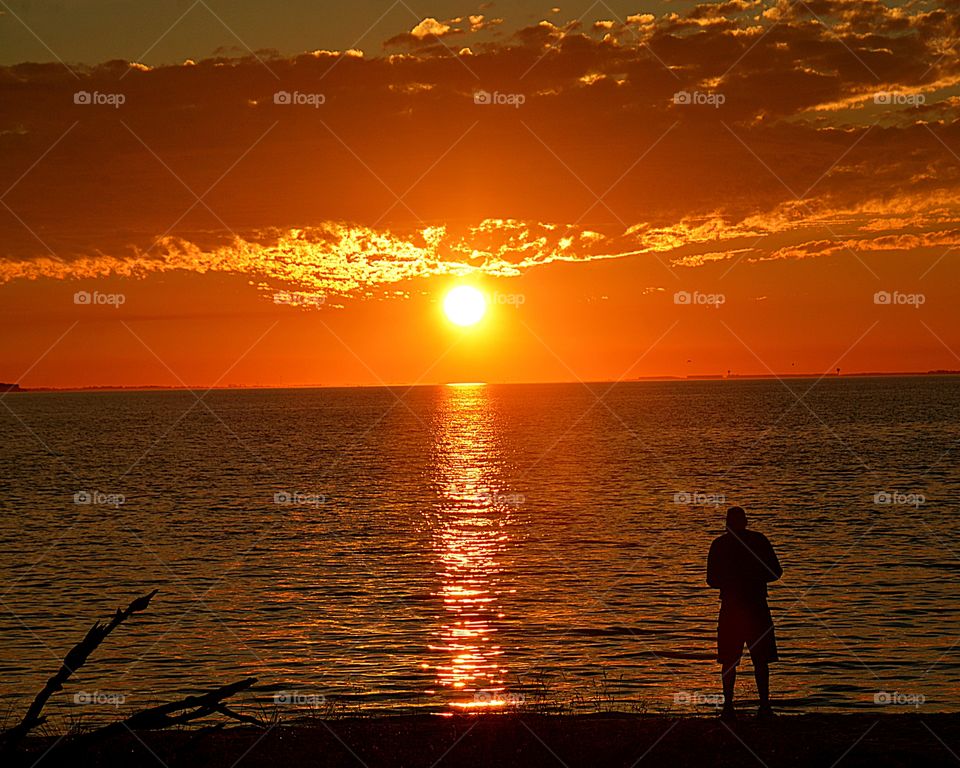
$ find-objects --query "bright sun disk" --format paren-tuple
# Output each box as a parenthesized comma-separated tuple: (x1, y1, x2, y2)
(443, 286, 486, 327)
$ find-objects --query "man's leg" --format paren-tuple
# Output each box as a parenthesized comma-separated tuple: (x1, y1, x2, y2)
(753, 660, 769, 705)
(721, 662, 737, 716)
(750, 609, 776, 716)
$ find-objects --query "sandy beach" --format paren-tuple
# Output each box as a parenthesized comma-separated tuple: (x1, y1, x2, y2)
(17, 713, 960, 768)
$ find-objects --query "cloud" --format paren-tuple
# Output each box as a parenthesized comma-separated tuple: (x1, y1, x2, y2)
(410, 18, 454, 39)
(2, 3, 960, 300)
(0, 221, 632, 296)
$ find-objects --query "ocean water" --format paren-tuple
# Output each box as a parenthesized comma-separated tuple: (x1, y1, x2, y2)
(1, 377, 959, 723)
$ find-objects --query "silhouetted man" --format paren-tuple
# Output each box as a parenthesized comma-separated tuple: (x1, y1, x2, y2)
(707, 506, 782, 720)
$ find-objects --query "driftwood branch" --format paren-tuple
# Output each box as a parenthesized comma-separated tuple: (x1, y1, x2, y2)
(212, 703, 267, 727)
(0, 589, 158, 749)
(3, 588, 264, 760)
(80, 677, 261, 739)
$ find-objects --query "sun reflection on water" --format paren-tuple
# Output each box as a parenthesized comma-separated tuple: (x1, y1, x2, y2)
(428, 384, 514, 709)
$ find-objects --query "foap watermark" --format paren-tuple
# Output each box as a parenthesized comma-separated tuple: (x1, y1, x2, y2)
(673, 90, 725, 108)
(873, 491, 925, 508)
(274, 90, 326, 108)
(74, 290, 125, 308)
(674, 491, 726, 507)
(492, 291, 525, 308)
(274, 290, 325, 308)
(74, 490, 125, 508)
(274, 491, 326, 507)
(273, 690, 326, 708)
(474, 690, 525, 706)
(874, 691, 925, 708)
(674, 290, 725, 307)
(674, 690, 724, 707)
(73, 690, 126, 707)
(874, 92, 925, 108)
(874, 290, 925, 308)
(474, 89, 526, 108)
(481, 490, 526, 507)
(74, 90, 125, 108)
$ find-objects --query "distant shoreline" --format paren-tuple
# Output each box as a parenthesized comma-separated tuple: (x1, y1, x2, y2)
(3, 371, 960, 394)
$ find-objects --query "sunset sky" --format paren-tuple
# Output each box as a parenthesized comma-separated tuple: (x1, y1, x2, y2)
(2, 0, 959, 388)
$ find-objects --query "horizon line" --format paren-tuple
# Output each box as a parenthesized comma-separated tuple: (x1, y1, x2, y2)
(4, 370, 960, 394)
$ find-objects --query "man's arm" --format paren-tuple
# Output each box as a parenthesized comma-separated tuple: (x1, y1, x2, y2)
(707, 539, 722, 588)
(761, 535, 783, 582)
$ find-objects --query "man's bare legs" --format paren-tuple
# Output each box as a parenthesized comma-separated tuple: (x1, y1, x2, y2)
(721, 659, 772, 718)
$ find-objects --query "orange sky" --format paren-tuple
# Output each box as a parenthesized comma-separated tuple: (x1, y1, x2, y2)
(2, 1, 960, 388)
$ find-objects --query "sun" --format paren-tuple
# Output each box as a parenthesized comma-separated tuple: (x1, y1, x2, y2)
(443, 286, 487, 327)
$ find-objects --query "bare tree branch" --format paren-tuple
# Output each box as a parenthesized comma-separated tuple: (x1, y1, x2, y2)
(0, 589, 158, 750)
(81, 677, 260, 738)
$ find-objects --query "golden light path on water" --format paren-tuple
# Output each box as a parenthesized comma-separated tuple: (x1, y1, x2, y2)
(427, 383, 515, 710)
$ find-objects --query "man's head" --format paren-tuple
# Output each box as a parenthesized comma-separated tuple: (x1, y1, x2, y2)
(726, 506, 748, 532)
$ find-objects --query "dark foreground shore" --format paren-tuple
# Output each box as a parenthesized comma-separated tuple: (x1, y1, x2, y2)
(16, 713, 960, 768)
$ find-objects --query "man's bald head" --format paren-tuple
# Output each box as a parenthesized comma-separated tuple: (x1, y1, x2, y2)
(726, 506, 747, 532)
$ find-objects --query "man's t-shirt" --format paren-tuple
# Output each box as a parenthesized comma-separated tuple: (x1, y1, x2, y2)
(707, 529, 782, 606)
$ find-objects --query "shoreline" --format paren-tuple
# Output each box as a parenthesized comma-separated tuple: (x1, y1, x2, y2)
(6, 370, 960, 394)
(19, 712, 960, 767)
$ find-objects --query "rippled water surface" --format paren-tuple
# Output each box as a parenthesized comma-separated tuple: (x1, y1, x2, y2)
(1, 378, 959, 721)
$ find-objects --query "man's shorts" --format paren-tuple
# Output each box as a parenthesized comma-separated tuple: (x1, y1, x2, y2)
(717, 601, 778, 665)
